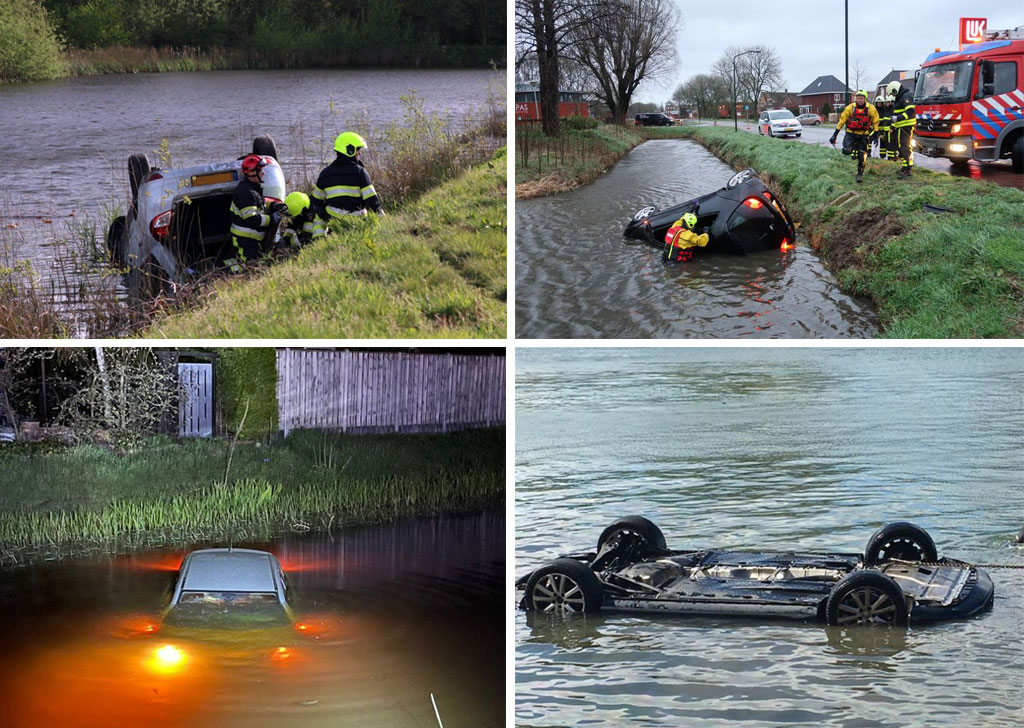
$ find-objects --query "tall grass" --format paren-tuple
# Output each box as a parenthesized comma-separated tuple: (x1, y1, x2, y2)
(0, 428, 504, 561)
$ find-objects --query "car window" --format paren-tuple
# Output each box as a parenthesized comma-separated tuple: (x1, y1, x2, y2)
(768, 110, 795, 120)
(180, 591, 279, 605)
(992, 61, 1016, 96)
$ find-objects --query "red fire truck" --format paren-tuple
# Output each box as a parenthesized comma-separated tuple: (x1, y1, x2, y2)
(913, 27, 1023, 172)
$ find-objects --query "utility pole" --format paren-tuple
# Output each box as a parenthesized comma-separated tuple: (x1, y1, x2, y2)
(844, 0, 850, 107)
(732, 49, 761, 131)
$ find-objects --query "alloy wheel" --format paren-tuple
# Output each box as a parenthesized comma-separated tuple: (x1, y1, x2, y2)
(531, 573, 587, 614)
(835, 586, 900, 626)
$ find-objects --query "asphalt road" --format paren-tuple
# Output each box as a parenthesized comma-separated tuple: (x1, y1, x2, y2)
(734, 120, 1022, 190)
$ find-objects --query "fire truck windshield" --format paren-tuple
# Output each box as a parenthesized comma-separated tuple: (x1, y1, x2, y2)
(914, 60, 975, 103)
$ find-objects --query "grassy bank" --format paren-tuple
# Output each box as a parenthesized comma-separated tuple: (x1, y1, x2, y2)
(145, 149, 506, 338)
(675, 126, 1023, 337)
(0, 428, 504, 561)
(515, 123, 693, 198)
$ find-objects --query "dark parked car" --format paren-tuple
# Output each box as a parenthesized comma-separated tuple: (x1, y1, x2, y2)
(623, 168, 796, 257)
(634, 113, 674, 127)
(517, 518, 994, 626)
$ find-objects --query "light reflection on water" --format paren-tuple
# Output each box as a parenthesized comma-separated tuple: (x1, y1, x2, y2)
(516, 348, 1024, 727)
(0, 511, 503, 728)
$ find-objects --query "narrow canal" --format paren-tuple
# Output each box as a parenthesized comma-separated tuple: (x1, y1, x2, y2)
(515, 140, 878, 338)
(515, 348, 1023, 727)
(0, 511, 504, 728)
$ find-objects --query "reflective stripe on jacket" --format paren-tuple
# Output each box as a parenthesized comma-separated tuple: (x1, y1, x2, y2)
(892, 89, 916, 128)
(836, 102, 879, 135)
(229, 178, 270, 241)
(312, 156, 383, 220)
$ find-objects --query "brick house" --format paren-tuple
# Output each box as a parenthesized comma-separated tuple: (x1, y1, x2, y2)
(875, 69, 915, 99)
(797, 75, 853, 115)
(757, 90, 799, 114)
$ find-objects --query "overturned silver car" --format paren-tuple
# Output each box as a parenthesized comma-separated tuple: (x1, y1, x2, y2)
(517, 518, 994, 626)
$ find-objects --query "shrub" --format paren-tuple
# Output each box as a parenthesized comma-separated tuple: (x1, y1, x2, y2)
(562, 115, 599, 131)
(63, 0, 131, 49)
(215, 348, 278, 438)
(0, 0, 65, 82)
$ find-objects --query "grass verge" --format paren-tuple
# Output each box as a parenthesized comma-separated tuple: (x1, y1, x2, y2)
(675, 125, 1023, 338)
(0, 428, 504, 562)
(144, 149, 506, 338)
(515, 123, 695, 198)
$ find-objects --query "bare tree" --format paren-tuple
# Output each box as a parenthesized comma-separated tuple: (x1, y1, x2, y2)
(515, 0, 603, 137)
(675, 73, 730, 121)
(568, 0, 679, 124)
(714, 45, 784, 119)
(849, 55, 872, 93)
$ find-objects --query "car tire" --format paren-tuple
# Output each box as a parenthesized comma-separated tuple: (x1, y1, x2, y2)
(864, 522, 938, 564)
(795, 132, 801, 137)
(768, 128, 775, 137)
(825, 570, 908, 626)
(597, 516, 667, 552)
(524, 558, 603, 614)
(105, 215, 127, 267)
(1011, 135, 1023, 174)
(252, 135, 280, 160)
(128, 153, 151, 212)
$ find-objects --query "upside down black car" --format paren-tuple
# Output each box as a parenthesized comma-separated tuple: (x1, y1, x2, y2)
(623, 169, 797, 257)
(517, 518, 994, 626)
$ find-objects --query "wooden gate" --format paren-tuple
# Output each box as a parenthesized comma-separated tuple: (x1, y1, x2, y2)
(276, 349, 505, 435)
(178, 363, 213, 438)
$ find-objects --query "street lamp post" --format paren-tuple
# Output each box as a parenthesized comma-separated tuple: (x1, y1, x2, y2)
(732, 49, 761, 132)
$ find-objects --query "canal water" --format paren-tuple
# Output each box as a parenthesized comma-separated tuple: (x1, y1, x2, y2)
(515, 348, 1023, 727)
(515, 140, 878, 338)
(0, 511, 503, 728)
(0, 68, 501, 292)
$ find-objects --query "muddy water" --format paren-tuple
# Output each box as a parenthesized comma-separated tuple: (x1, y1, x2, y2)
(515, 140, 877, 338)
(516, 348, 1024, 727)
(0, 69, 500, 291)
(0, 511, 503, 728)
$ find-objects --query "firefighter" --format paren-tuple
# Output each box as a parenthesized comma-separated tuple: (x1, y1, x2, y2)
(829, 89, 879, 183)
(888, 80, 917, 178)
(228, 154, 285, 268)
(280, 191, 325, 248)
(874, 93, 894, 160)
(663, 212, 709, 263)
(312, 132, 384, 225)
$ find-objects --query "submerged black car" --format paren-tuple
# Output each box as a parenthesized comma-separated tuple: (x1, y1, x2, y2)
(623, 168, 797, 257)
(517, 518, 994, 626)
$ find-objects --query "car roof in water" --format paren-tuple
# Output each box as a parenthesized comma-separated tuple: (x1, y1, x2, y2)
(180, 549, 278, 592)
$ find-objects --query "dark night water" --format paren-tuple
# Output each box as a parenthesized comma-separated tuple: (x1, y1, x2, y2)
(516, 348, 1023, 727)
(0, 511, 503, 728)
(515, 140, 877, 339)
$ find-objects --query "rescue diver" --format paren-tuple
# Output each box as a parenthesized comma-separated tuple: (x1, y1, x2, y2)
(873, 92, 894, 160)
(829, 90, 879, 183)
(663, 212, 709, 263)
(228, 154, 286, 268)
(280, 191, 325, 248)
(312, 132, 384, 226)
(888, 80, 917, 178)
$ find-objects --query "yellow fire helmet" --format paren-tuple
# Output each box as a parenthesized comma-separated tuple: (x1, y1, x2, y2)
(285, 191, 310, 217)
(334, 131, 368, 157)
(682, 212, 698, 229)
(855, 89, 868, 101)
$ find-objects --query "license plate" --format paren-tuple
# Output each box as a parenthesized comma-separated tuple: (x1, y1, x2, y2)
(191, 171, 236, 186)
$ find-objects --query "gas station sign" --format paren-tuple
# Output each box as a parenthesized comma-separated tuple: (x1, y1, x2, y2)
(959, 17, 987, 47)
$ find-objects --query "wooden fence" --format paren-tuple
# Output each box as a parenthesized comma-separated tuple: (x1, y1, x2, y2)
(276, 349, 505, 436)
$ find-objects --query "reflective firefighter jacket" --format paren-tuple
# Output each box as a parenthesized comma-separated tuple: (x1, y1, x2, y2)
(229, 178, 271, 248)
(836, 102, 879, 135)
(876, 101, 893, 131)
(312, 156, 383, 220)
(281, 212, 326, 247)
(891, 89, 916, 129)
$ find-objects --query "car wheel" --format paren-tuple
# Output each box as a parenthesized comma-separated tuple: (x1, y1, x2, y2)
(825, 571, 908, 626)
(597, 516, 667, 552)
(105, 215, 126, 267)
(524, 558, 603, 614)
(128, 153, 151, 212)
(253, 135, 279, 160)
(1011, 135, 1023, 174)
(864, 522, 938, 564)
(769, 128, 775, 137)
(795, 132, 801, 137)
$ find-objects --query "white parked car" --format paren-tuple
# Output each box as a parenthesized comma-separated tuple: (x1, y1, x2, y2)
(758, 109, 802, 138)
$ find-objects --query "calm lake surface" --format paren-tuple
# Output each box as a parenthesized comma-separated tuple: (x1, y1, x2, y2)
(0, 511, 503, 727)
(515, 140, 877, 338)
(0, 68, 501, 286)
(515, 348, 1023, 727)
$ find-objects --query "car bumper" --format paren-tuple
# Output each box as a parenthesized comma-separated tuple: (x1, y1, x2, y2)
(911, 566, 994, 623)
(771, 127, 801, 136)
(915, 135, 974, 161)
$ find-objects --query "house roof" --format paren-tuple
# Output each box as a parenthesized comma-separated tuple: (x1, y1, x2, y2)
(798, 75, 852, 96)
(875, 69, 907, 87)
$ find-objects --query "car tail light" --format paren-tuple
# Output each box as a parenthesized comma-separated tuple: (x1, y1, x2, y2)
(743, 198, 763, 210)
(145, 172, 163, 182)
(150, 210, 172, 241)
(781, 238, 794, 251)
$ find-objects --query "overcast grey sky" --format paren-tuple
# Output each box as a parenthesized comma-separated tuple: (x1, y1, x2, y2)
(634, 1, 1020, 102)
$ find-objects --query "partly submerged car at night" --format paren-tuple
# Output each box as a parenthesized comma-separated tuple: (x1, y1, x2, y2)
(623, 168, 796, 258)
(517, 518, 994, 626)
(163, 548, 293, 628)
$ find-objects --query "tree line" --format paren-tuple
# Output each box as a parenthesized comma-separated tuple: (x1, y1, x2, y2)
(672, 45, 786, 121)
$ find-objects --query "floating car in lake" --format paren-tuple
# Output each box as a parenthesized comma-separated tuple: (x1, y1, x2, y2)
(106, 135, 285, 298)
(163, 548, 293, 627)
(517, 518, 994, 626)
(623, 168, 796, 257)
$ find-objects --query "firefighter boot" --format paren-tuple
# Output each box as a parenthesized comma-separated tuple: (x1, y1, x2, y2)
(856, 152, 865, 183)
